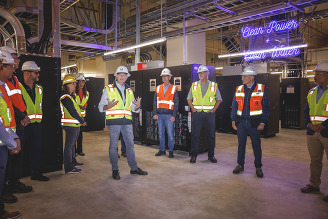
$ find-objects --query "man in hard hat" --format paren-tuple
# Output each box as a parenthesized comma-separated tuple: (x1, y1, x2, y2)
(19, 61, 49, 181)
(231, 66, 270, 178)
(187, 65, 222, 163)
(0, 49, 22, 218)
(302, 61, 328, 202)
(153, 68, 179, 158)
(98, 66, 147, 180)
(1, 50, 32, 204)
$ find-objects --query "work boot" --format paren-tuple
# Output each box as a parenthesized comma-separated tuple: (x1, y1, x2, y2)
(9, 180, 33, 193)
(0, 193, 17, 204)
(190, 156, 196, 163)
(256, 168, 264, 178)
(1, 210, 21, 219)
(169, 151, 174, 158)
(233, 165, 244, 174)
(155, 150, 166, 156)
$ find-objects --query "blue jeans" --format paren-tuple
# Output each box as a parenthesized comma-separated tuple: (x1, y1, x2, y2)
(157, 114, 174, 151)
(120, 133, 126, 152)
(0, 146, 8, 196)
(107, 125, 138, 171)
(63, 126, 80, 172)
(237, 119, 262, 168)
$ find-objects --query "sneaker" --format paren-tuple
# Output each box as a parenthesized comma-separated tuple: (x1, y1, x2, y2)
(233, 165, 244, 174)
(1, 210, 21, 219)
(130, 168, 148, 175)
(155, 150, 166, 156)
(256, 168, 264, 178)
(74, 162, 84, 167)
(112, 170, 120, 180)
(169, 151, 174, 158)
(9, 181, 33, 193)
(300, 184, 320, 193)
(31, 174, 50, 181)
(190, 156, 196, 163)
(66, 169, 81, 174)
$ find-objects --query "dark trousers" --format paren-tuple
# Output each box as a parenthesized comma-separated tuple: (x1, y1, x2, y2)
(0, 146, 8, 216)
(76, 126, 85, 154)
(5, 128, 24, 184)
(63, 126, 80, 173)
(24, 123, 42, 175)
(237, 119, 262, 168)
(190, 111, 215, 158)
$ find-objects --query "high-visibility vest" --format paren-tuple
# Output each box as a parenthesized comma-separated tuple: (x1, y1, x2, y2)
(191, 81, 217, 112)
(235, 83, 264, 116)
(0, 85, 16, 133)
(76, 91, 89, 117)
(156, 84, 177, 110)
(307, 86, 328, 124)
(104, 84, 133, 120)
(60, 94, 81, 127)
(19, 83, 43, 123)
(5, 75, 27, 113)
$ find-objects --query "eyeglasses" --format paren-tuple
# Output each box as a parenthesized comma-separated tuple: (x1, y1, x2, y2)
(26, 71, 40, 74)
(3, 64, 14, 68)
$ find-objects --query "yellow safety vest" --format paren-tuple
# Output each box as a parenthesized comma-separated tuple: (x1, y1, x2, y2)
(0, 92, 12, 145)
(104, 84, 133, 120)
(307, 86, 328, 124)
(76, 91, 89, 117)
(191, 81, 217, 112)
(19, 83, 43, 123)
(60, 94, 82, 127)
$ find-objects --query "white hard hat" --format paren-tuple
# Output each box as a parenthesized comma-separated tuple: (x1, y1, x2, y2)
(1, 51, 15, 64)
(75, 74, 85, 81)
(160, 68, 172, 76)
(314, 61, 328, 72)
(197, 65, 209, 73)
(22, 61, 40, 71)
(242, 66, 257, 76)
(0, 49, 7, 61)
(114, 66, 130, 77)
(1, 46, 18, 56)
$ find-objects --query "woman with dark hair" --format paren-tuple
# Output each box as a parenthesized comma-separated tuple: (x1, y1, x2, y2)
(60, 75, 86, 174)
(75, 74, 89, 156)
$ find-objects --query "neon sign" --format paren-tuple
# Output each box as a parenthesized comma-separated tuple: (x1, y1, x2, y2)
(244, 45, 301, 61)
(241, 19, 299, 38)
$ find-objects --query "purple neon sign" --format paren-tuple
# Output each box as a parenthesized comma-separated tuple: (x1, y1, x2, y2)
(244, 46, 301, 61)
(241, 19, 299, 38)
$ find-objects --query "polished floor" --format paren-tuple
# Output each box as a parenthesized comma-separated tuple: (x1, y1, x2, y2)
(6, 128, 328, 219)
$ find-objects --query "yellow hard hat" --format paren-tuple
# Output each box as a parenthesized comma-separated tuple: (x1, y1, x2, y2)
(63, 75, 77, 85)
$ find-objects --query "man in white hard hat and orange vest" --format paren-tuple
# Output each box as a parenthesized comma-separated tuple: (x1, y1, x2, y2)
(153, 68, 179, 158)
(20, 61, 49, 181)
(187, 65, 222, 164)
(302, 61, 328, 202)
(98, 66, 147, 180)
(231, 66, 270, 178)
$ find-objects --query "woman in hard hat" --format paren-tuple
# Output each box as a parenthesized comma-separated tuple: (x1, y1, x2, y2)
(60, 75, 86, 174)
(75, 74, 89, 156)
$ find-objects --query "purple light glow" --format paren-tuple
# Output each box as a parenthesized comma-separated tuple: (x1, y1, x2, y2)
(244, 46, 301, 61)
(215, 4, 235, 14)
(244, 52, 266, 61)
(241, 19, 299, 38)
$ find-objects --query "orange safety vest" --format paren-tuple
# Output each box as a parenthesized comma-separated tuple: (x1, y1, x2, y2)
(0, 84, 16, 130)
(156, 84, 177, 110)
(5, 75, 27, 112)
(235, 83, 264, 117)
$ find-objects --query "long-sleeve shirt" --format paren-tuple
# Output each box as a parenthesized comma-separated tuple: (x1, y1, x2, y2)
(60, 92, 84, 124)
(153, 83, 179, 117)
(231, 82, 270, 124)
(0, 80, 18, 149)
(98, 81, 139, 126)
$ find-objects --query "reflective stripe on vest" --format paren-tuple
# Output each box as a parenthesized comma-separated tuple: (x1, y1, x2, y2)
(76, 91, 89, 118)
(0, 85, 16, 130)
(20, 83, 43, 123)
(5, 75, 26, 112)
(191, 81, 217, 112)
(60, 94, 81, 127)
(156, 84, 177, 110)
(307, 86, 328, 124)
(236, 83, 264, 116)
(105, 84, 133, 120)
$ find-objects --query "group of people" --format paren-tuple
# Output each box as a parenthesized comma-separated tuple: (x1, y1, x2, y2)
(0, 47, 51, 218)
(1, 52, 328, 218)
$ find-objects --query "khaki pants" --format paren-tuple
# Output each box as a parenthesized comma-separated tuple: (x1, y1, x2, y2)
(307, 132, 328, 188)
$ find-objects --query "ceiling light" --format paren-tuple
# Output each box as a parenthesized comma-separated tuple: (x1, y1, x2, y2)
(218, 44, 308, 58)
(215, 67, 223, 70)
(271, 71, 283, 74)
(61, 64, 77, 69)
(104, 37, 167, 56)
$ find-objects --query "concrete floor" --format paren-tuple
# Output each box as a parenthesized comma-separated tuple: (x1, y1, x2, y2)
(6, 128, 328, 219)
